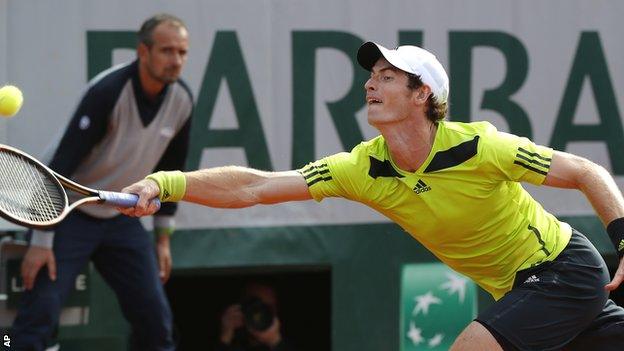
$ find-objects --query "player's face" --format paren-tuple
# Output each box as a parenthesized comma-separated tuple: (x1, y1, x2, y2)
(142, 22, 189, 84)
(364, 58, 416, 127)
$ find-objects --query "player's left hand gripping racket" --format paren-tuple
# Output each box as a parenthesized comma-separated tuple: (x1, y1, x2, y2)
(0, 144, 160, 229)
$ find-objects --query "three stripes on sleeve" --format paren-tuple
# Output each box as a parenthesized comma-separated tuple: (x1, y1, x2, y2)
(514, 147, 551, 175)
(300, 163, 332, 187)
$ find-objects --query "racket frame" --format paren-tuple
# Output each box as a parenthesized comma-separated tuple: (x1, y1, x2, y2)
(0, 144, 135, 229)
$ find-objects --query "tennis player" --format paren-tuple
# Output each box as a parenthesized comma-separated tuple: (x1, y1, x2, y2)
(120, 41, 624, 350)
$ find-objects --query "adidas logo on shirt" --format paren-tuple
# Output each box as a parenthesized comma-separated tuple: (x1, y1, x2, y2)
(413, 179, 431, 194)
(524, 275, 540, 284)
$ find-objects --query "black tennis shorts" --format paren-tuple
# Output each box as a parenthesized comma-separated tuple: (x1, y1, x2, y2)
(476, 229, 624, 351)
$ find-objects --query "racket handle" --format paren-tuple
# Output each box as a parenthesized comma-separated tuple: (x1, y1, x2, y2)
(99, 191, 161, 209)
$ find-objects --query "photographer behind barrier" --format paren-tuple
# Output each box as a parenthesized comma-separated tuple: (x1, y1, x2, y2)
(216, 282, 294, 351)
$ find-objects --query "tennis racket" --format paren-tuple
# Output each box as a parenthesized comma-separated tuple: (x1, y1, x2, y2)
(0, 144, 160, 229)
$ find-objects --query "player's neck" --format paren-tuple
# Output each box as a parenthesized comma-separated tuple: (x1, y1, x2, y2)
(382, 118, 437, 173)
(138, 66, 166, 100)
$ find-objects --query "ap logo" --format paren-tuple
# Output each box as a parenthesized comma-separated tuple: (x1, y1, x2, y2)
(400, 263, 477, 350)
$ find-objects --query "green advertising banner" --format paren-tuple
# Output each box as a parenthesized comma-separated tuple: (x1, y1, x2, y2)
(400, 263, 477, 350)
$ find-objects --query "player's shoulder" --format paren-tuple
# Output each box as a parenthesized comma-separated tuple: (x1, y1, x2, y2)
(341, 135, 387, 167)
(438, 120, 502, 149)
(356, 135, 386, 157)
(320, 136, 385, 175)
(350, 136, 390, 174)
(172, 78, 194, 104)
(440, 120, 498, 137)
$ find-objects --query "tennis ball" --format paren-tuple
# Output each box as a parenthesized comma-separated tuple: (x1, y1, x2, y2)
(0, 85, 24, 117)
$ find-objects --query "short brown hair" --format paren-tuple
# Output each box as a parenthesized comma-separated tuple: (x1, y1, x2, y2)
(406, 72, 448, 122)
(138, 13, 187, 47)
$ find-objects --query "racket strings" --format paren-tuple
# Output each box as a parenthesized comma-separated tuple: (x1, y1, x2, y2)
(1, 152, 63, 221)
(0, 150, 66, 223)
(0, 152, 50, 220)
(17, 155, 63, 220)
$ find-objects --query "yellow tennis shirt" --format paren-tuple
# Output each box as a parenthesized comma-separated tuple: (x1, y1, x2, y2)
(299, 121, 571, 300)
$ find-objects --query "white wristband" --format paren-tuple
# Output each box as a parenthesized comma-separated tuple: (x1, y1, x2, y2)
(30, 229, 54, 248)
(154, 215, 175, 230)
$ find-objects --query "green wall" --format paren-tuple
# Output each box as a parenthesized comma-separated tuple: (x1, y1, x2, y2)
(49, 215, 617, 350)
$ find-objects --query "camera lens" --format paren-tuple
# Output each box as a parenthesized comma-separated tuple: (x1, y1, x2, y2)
(241, 297, 274, 332)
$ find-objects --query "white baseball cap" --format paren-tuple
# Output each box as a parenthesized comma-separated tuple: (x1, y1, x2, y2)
(357, 41, 449, 104)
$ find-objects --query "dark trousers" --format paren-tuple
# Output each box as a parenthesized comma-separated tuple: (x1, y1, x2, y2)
(11, 211, 174, 351)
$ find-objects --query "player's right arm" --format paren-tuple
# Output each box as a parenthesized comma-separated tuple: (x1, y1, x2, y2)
(123, 145, 366, 217)
(184, 167, 312, 207)
(120, 166, 312, 217)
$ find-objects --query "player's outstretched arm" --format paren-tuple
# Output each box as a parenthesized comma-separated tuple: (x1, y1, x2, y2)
(119, 166, 312, 217)
(543, 150, 624, 290)
(184, 166, 312, 207)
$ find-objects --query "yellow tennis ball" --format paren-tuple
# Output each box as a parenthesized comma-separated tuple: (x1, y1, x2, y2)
(0, 85, 24, 117)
